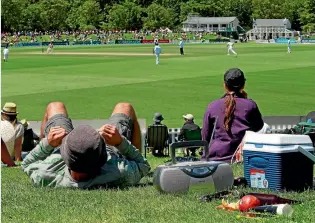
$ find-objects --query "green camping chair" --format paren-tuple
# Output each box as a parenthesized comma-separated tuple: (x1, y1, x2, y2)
(183, 128, 202, 156)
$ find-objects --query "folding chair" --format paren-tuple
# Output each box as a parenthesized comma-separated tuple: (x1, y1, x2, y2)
(183, 128, 202, 156)
(145, 124, 169, 157)
(184, 128, 202, 140)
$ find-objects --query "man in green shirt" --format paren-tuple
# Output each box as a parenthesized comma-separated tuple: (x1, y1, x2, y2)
(22, 102, 150, 188)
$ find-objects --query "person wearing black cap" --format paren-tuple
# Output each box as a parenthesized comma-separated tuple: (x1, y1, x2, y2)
(22, 101, 150, 188)
(146, 113, 169, 156)
(202, 68, 264, 162)
(153, 112, 164, 125)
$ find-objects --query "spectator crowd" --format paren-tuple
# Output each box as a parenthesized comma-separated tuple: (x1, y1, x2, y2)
(1, 29, 221, 44)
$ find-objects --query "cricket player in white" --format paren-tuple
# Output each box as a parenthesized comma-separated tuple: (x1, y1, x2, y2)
(287, 39, 291, 53)
(154, 42, 162, 65)
(47, 42, 53, 54)
(179, 38, 184, 55)
(227, 41, 237, 56)
(3, 46, 9, 62)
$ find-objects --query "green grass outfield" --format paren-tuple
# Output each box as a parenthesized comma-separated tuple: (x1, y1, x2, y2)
(1, 43, 315, 223)
(2, 43, 315, 127)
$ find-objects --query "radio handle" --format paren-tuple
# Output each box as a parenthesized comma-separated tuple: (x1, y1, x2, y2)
(170, 140, 209, 164)
(170, 117, 217, 164)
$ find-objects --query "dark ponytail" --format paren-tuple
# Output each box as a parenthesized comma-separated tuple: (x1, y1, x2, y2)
(224, 90, 247, 132)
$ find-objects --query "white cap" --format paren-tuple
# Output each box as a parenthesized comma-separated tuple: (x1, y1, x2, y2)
(276, 204, 294, 217)
(183, 114, 194, 121)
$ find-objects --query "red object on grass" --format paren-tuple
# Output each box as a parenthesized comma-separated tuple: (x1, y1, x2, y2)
(239, 195, 261, 212)
(246, 193, 300, 205)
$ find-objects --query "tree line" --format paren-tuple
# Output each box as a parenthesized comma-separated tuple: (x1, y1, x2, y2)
(1, 0, 315, 32)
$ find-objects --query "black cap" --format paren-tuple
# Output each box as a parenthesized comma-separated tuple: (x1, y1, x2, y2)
(153, 112, 164, 123)
(224, 68, 246, 91)
(60, 125, 107, 174)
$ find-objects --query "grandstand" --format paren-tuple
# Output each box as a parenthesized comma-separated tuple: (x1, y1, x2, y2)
(182, 15, 245, 39)
(247, 18, 296, 40)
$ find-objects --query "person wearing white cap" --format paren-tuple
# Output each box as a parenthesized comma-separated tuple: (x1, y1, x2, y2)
(178, 114, 201, 156)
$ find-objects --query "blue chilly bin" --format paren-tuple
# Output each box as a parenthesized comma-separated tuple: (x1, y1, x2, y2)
(243, 132, 314, 191)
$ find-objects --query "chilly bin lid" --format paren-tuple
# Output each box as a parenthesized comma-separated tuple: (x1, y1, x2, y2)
(243, 131, 314, 153)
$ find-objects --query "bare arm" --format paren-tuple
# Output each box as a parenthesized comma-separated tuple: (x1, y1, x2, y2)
(98, 125, 151, 184)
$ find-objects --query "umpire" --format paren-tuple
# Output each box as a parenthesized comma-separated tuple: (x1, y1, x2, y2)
(179, 38, 184, 55)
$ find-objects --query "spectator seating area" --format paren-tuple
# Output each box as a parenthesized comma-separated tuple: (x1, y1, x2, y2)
(1, 30, 220, 44)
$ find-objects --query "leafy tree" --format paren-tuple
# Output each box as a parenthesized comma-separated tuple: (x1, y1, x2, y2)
(143, 3, 175, 30)
(299, 0, 315, 32)
(154, 0, 187, 25)
(180, 0, 224, 22)
(222, 0, 253, 29)
(39, 0, 70, 30)
(22, 3, 43, 30)
(79, 0, 103, 29)
(130, 0, 154, 7)
(0, 0, 313, 32)
(107, 1, 143, 30)
(1, 0, 28, 31)
(252, 0, 287, 20)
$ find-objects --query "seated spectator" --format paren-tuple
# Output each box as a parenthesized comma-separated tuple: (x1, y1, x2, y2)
(178, 114, 201, 156)
(153, 112, 165, 125)
(22, 102, 150, 188)
(1, 102, 24, 161)
(1, 120, 17, 167)
(202, 68, 264, 162)
(146, 113, 169, 157)
(20, 119, 40, 153)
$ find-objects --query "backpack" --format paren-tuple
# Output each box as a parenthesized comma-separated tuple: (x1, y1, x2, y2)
(284, 122, 315, 146)
(22, 128, 40, 152)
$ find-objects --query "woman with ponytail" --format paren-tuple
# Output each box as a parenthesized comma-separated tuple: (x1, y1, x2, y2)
(202, 68, 264, 162)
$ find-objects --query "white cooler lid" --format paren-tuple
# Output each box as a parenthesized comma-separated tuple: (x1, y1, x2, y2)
(243, 131, 314, 153)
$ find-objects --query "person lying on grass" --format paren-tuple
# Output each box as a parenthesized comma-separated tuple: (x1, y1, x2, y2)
(21, 102, 151, 188)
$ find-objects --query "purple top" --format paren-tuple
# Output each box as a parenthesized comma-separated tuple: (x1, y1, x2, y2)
(202, 94, 264, 162)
